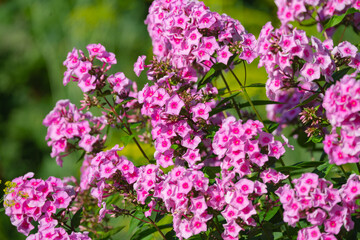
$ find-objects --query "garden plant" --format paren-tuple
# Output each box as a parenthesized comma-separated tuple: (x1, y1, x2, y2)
(3, 0, 360, 239)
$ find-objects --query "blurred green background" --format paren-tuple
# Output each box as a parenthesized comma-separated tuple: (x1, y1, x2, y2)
(0, 0, 293, 239)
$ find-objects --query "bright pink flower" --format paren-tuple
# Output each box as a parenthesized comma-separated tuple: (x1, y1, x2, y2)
(165, 94, 185, 115)
(134, 55, 146, 77)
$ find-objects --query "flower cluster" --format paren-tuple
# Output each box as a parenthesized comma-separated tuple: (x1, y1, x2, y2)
(276, 173, 360, 239)
(3, 172, 89, 239)
(323, 73, 360, 165)
(213, 116, 287, 175)
(136, 57, 224, 169)
(43, 99, 107, 166)
(145, 0, 257, 75)
(63, 44, 116, 93)
(257, 21, 360, 128)
(83, 145, 138, 208)
(132, 164, 270, 239)
(275, 0, 360, 35)
(27, 220, 91, 240)
(64, 43, 137, 109)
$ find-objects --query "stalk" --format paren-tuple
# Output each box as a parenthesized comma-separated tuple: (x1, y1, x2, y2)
(101, 93, 150, 162)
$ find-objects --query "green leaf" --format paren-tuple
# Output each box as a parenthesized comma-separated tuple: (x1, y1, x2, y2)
(212, 62, 227, 71)
(217, 93, 240, 106)
(97, 226, 125, 239)
(188, 235, 203, 240)
(71, 208, 83, 230)
(275, 166, 301, 173)
(105, 194, 121, 205)
(332, 67, 352, 81)
(264, 206, 280, 222)
(209, 104, 233, 117)
(164, 230, 177, 239)
(238, 100, 282, 108)
(129, 122, 142, 129)
(295, 161, 324, 168)
(198, 68, 216, 89)
(209, 92, 240, 116)
(261, 222, 274, 240)
(244, 83, 266, 88)
(129, 210, 146, 234)
(98, 90, 112, 97)
(203, 166, 220, 179)
(276, 161, 323, 174)
(289, 92, 320, 111)
(198, 63, 226, 89)
(130, 224, 173, 240)
(120, 97, 135, 105)
(268, 123, 280, 133)
(119, 134, 135, 146)
(316, 161, 334, 178)
(323, 8, 360, 30)
(307, 134, 324, 144)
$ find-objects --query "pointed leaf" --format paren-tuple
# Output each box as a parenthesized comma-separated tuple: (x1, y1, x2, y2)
(98, 226, 125, 239)
(71, 208, 83, 230)
(264, 206, 280, 221)
(244, 83, 266, 88)
(332, 67, 352, 81)
(130, 224, 173, 240)
(323, 8, 360, 30)
(239, 100, 282, 108)
(289, 92, 320, 111)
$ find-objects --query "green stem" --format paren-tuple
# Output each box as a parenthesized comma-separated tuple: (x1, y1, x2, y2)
(211, 217, 223, 237)
(147, 217, 167, 240)
(128, 214, 150, 224)
(102, 94, 150, 162)
(219, 72, 242, 119)
(227, 66, 269, 133)
(279, 158, 294, 188)
(338, 26, 347, 44)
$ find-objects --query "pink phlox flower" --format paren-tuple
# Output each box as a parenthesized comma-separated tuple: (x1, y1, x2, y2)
(181, 134, 201, 150)
(260, 168, 288, 184)
(153, 88, 170, 106)
(63, 48, 80, 69)
(301, 63, 321, 82)
(268, 140, 286, 159)
(165, 94, 185, 115)
(190, 217, 207, 235)
(74, 61, 92, 78)
(191, 103, 211, 121)
(222, 205, 239, 222)
(225, 191, 249, 211)
(223, 220, 243, 238)
(155, 136, 171, 153)
(177, 177, 193, 194)
(78, 73, 97, 92)
(335, 41, 358, 58)
(107, 72, 131, 95)
(154, 149, 174, 168)
(134, 55, 146, 77)
(86, 43, 106, 57)
(52, 191, 71, 209)
(190, 196, 207, 215)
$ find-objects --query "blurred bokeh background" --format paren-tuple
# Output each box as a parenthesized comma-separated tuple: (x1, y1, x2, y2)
(0, 0, 318, 238)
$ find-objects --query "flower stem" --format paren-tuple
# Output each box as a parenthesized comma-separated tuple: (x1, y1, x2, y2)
(219, 72, 242, 119)
(227, 66, 269, 133)
(101, 93, 150, 162)
(147, 217, 167, 240)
